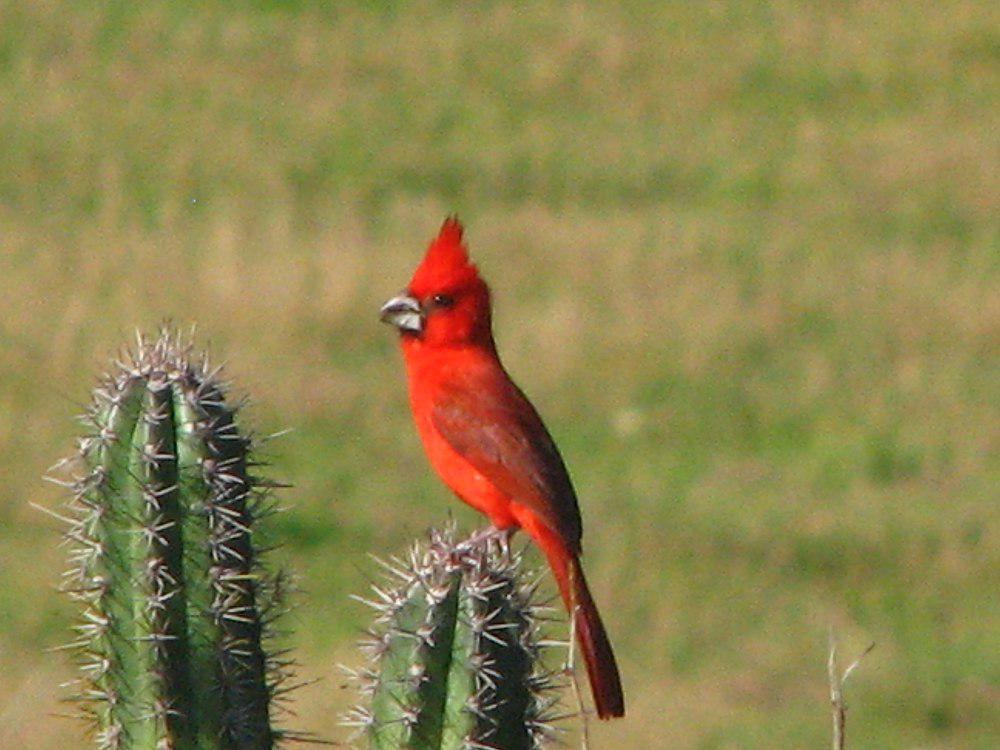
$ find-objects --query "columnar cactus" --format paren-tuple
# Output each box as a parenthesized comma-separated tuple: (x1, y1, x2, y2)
(344, 527, 563, 750)
(53, 329, 293, 750)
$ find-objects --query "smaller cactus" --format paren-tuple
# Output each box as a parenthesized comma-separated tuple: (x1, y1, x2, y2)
(344, 526, 565, 750)
(50, 329, 296, 750)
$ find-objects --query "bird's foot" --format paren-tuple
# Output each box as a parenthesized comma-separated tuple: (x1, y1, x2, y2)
(461, 525, 515, 559)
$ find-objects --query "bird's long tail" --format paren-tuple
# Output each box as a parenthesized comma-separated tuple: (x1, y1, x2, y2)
(533, 525, 625, 719)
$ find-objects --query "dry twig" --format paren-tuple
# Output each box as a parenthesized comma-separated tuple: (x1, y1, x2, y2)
(828, 630, 875, 750)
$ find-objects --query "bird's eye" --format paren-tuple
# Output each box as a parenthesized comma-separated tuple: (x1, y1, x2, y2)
(431, 293, 454, 308)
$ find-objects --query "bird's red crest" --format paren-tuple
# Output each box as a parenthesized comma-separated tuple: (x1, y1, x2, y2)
(408, 217, 481, 296)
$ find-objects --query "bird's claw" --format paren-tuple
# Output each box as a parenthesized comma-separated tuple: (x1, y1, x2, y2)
(460, 525, 515, 559)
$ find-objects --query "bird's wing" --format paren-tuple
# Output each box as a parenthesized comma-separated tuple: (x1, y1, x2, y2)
(430, 363, 583, 551)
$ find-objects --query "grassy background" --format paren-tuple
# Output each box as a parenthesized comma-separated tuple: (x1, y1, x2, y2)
(1, 1, 997, 747)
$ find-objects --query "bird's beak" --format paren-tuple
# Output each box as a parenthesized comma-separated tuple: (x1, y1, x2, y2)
(379, 293, 423, 333)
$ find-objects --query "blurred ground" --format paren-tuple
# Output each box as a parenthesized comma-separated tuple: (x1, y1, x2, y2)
(0, 1, 997, 747)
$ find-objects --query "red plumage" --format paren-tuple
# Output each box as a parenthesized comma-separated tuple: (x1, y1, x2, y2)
(380, 217, 625, 719)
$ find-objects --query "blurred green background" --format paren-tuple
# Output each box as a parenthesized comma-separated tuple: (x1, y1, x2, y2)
(1, 1, 997, 747)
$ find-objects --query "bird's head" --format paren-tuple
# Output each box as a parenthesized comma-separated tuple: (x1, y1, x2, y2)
(380, 217, 493, 348)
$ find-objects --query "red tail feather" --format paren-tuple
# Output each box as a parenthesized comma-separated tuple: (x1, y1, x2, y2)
(536, 528, 625, 719)
(567, 555, 625, 718)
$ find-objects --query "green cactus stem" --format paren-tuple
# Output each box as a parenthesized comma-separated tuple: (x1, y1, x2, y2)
(344, 527, 564, 750)
(53, 329, 294, 750)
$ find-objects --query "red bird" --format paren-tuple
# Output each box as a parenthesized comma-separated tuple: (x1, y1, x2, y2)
(380, 217, 625, 719)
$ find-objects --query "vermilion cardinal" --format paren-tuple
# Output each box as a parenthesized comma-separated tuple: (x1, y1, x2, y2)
(379, 218, 625, 719)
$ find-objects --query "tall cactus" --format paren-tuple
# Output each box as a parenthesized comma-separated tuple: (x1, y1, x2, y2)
(344, 527, 564, 750)
(53, 329, 293, 750)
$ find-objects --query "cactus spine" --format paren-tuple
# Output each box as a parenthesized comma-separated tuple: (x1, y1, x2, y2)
(345, 527, 562, 750)
(56, 330, 291, 749)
